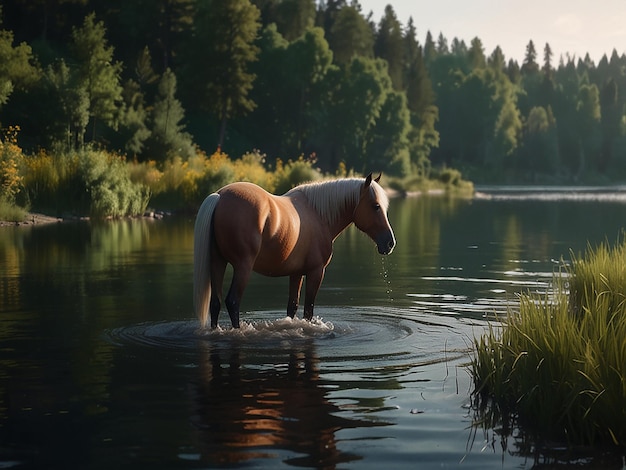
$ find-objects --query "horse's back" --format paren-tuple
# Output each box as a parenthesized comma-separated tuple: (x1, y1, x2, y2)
(212, 182, 330, 276)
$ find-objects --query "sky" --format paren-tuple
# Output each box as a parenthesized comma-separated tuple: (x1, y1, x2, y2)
(357, 0, 626, 64)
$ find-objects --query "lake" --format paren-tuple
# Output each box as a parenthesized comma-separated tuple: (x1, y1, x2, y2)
(2, 187, 626, 469)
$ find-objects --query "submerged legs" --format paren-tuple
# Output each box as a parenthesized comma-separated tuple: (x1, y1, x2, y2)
(303, 267, 325, 321)
(209, 263, 325, 327)
(224, 263, 253, 328)
(209, 250, 227, 329)
(287, 275, 304, 318)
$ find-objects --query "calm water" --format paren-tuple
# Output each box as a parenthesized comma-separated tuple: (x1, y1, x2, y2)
(2, 188, 626, 469)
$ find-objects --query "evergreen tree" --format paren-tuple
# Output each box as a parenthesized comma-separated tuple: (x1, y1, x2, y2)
(111, 47, 157, 156)
(0, 22, 39, 108)
(374, 5, 404, 90)
(286, 26, 333, 152)
(328, 4, 373, 64)
(403, 18, 438, 174)
(542, 42, 553, 75)
(248, 24, 290, 157)
(450, 37, 468, 57)
(365, 90, 411, 175)
(93, 0, 195, 72)
(521, 40, 539, 75)
(468, 37, 486, 69)
(144, 68, 194, 161)
(181, 0, 261, 149)
(436, 32, 449, 55)
(70, 13, 123, 142)
(274, 0, 316, 40)
(488, 46, 506, 71)
(576, 83, 601, 174)
(43, 59, 90, 150)
(599, 78, 620, 171)
(117, 79, 151, 157)
(423, 31, 436, 64)
(539, 43, 556, 109)
(519, 40, 541, 115)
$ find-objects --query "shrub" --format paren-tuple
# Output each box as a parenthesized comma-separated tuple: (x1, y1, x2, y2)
(80, 150, 150, 218)
(273, 156, 321, 195)
(0, 126, 25, 203)
(232, 149, 274, 192)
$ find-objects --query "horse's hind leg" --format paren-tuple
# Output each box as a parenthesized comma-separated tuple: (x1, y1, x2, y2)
(209, 251, 227, 329)
(225, 262, 253, 328)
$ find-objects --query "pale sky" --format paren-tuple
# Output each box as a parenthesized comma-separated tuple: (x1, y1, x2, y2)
(358, 0, 626, 64)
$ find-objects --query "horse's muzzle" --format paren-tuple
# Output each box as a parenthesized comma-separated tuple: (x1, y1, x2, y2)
(376, 232, 396, 255)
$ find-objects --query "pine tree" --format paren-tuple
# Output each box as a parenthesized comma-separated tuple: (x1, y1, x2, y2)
(403, 18, 438, 173)
(181, 0, 261, 149)
(145, 68, 194, 161)
(521, 39, 539, 75)
(423, 31, 436, 64)
(374, 5, 404, 90)
(328, 4, 373, 64)
(468, 37, 486, 69)
(70, 13, 123, 142)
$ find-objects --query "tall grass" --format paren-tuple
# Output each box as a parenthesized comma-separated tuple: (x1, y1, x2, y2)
(471, 238, 626, 448)
(0, 196, 28, 222)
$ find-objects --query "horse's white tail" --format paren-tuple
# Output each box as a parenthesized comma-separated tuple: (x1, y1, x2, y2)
(193, 193, 220, 329)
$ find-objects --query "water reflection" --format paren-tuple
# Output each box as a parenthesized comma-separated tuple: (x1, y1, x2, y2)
(190, 340, 379, 467)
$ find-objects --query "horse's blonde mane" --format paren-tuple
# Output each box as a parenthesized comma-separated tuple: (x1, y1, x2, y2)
(286, 178, 388, 225)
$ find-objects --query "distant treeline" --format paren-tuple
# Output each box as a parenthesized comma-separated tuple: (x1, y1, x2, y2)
(1, 0, 626, 182)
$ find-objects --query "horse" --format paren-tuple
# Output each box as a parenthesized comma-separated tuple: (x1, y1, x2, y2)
(193, 173, 396, 329)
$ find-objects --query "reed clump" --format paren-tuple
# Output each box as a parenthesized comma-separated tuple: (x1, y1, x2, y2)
(471, 238, 626, 448)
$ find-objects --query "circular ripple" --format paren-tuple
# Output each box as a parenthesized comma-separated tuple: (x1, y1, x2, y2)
(105, 306, 476, 367)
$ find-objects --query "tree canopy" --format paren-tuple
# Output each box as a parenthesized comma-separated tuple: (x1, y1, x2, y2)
(1, 0, 626, 182)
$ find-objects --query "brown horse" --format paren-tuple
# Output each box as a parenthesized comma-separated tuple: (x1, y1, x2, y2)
(193, 173, 396, 329)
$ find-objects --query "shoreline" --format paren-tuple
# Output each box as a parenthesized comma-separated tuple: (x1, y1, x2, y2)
(0, 213, 64, 227)
(0, 211, 169, 227)
(0, 189, 456, 227)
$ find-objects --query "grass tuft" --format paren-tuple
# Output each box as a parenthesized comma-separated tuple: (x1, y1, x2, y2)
(0, 197, 28, 222)
(471, 237, 626, 448)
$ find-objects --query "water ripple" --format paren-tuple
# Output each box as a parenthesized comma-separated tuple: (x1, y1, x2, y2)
(104, 307, 477, 368)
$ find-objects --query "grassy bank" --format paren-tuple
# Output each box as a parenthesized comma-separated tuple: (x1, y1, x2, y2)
(471, 238, 626, 448)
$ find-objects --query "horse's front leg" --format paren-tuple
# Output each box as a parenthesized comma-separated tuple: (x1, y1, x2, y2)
(287, 274, 303, 318)
(303, 267, 325, 320)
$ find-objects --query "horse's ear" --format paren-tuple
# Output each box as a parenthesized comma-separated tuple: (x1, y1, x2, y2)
(364, 173, 373, 187)
(374, 173, 382, 183)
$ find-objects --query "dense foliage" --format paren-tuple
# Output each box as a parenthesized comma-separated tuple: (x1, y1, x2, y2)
(1, 0, 626, 187)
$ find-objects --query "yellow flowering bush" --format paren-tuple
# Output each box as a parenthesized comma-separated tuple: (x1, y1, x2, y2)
(0, 126, 25, 202)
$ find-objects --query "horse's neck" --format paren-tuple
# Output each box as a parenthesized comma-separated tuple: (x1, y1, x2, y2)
(325, 198, 358, 241)
(291, 180, 361, 240)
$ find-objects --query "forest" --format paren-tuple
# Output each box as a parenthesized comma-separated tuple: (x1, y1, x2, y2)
(1, 0, 626, 217)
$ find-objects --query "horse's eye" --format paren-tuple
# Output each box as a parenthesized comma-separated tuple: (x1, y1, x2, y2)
(373, 203, 381, 211)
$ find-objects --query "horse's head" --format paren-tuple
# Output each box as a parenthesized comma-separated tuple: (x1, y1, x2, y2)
(353, 173, 396, 255)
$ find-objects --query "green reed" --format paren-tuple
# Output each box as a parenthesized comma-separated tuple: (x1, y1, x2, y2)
(471, 238, 626, 447)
